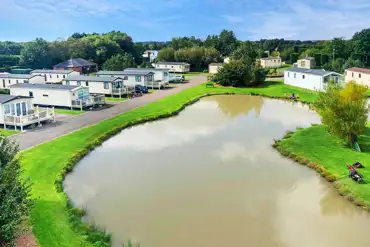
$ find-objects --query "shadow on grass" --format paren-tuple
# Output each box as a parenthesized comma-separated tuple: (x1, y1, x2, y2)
(359, 127, 370, 153)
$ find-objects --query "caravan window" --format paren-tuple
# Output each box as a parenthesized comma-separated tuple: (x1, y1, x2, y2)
(135, 76, 141, 82)
(4, 104, 10, 114)
(77, 81, 81, 86)
(104, 82, 109, 89)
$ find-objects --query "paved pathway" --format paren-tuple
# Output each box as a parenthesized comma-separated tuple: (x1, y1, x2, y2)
(12, 75, 207, 150)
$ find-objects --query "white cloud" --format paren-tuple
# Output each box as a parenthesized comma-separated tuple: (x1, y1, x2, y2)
(225, 0, 370, 40)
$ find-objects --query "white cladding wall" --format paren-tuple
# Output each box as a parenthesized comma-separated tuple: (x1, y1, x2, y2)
(345, 70, 370, 87)
(64, 80, 113, 95)
(10, 87, 74, 107)
(155, 64, 190, 73)
(284, 71, 323, 90)
(209, 65, 222, 74)
(0, 76, 45, 89)
(0, 98, 33, 123)
(260, 59, 282, 68)
(31, 71, 80, 83)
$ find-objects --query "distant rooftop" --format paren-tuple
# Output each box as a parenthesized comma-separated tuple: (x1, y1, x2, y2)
(156, 61, 190, 65)
(0, 95, 31, 104)
(96, 69, 156, 76)
(32, 69, 75, 74)
(260, 57, 281, 60)
(346, 67, 370, 74)
(0, 74, 41, 79)
(63, 75, 122, 82)
(285, 67, 339, 76)
(54, 58, 97, 68)
(10, 83, 81, 91)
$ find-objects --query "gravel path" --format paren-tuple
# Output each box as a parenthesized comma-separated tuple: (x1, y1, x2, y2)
(12, 75, 207, 150)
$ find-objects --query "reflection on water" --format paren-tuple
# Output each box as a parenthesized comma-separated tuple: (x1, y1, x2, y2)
(203, 94, 264, 117)
(64, 95, 370, 247)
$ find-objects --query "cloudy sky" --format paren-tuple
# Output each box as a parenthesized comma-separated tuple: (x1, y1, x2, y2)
(1, 0, 370, 42)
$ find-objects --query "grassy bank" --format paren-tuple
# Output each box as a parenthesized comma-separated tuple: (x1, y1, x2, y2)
(274, 125, 370, 209)
(0, 128, 19, 136)
(54, 109, 85, 115)
(21, 81, 318, 247)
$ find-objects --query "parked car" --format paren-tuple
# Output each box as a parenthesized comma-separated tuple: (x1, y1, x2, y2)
(169, 75, 184, 83)
(135, 84, 149, 93)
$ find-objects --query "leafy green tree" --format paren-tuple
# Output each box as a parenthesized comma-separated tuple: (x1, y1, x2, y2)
(352, 29, 370, 65)
(204, 35, 220, 49)
(0, 41, 23, 55)
(314, 82, 369, 145)
(231, 41, 259, 63)
(213, 59, 265, 87)
(102, 53, 135, 70)
(20, 38, 50, 68)
(157, 47, 175, 62)
(218, 30, 238, 56)
(323, 38, 348, 59)
(343, 58, 364, 70)
(0, 135, 32, 245)
(289, 53, 299, 64)
(332, 58, 346, 73)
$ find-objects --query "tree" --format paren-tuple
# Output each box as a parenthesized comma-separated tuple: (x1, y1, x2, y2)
(231, 41, 259, 64)
(0, 135, 32, 245)
(218, 30, 238, 56)
(157, 47, 175, 62)
(204, 35, 220, 49)
(212, 59, 265, 87)
(20, 38, 50, 68)
(352, 29, 370, 65)
(314, 82, 369, 145)
(343, 58, 364, 70)
(331, 58, 346, 73)
(102, 53, 135, 71)
(289, 53, 299, 64)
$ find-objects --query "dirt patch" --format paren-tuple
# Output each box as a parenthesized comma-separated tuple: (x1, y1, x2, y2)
(15, 232, 37, 247)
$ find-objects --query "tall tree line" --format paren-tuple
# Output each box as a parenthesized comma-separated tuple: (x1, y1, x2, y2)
(0, 29, 370, 72)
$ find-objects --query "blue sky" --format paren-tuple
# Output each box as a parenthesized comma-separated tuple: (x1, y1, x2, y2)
(1, 0, 370, 42)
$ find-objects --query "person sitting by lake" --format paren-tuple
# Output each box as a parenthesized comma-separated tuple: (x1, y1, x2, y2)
(290, 92, 296, 99)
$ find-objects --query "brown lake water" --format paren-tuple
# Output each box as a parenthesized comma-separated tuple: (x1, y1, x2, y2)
(64, 95, 370, 247)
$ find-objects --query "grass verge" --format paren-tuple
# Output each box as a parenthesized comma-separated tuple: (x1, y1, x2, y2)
(277, 64, 293, 71)
(21, 81, 318, 247)
(54, 109, 85, 115)
(106, 97, 128, 102)
(0, 128, 20, 136)
(273, 124, 370, 210)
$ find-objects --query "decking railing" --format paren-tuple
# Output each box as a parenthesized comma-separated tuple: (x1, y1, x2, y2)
(71, 95, 106, 109)
(3, 107, 55, 131)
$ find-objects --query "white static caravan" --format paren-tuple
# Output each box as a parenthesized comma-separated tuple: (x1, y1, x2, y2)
(9, 83, 104, 110)
(0, 74, 45, 89)
(155, 62, 190, 73)
(284, 67, 342, 91)
(62, 75, 132, 97)
(31, 69, 81, 83)
(95, 70, 165, 89)
(208, 63, 223, 74)
(124, 68, 169, 87)
(0, 94, 55, 131)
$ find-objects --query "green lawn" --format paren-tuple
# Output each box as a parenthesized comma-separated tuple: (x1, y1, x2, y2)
(106, 96, 128, 102)
(20, 81, 318, 247)
(277, 64, 293, 71)
(276, 125, 370, 209)
(182, 72, 206, 77)
(0, 128, 20, 136)
(54, 109, 85, 115)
